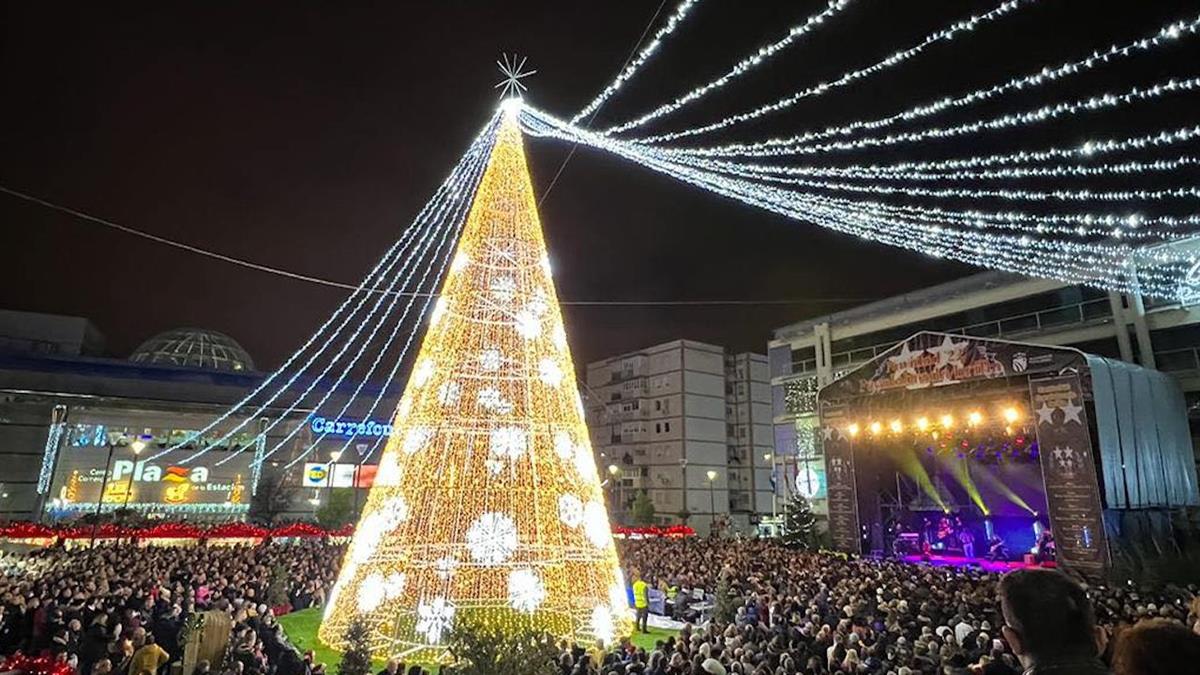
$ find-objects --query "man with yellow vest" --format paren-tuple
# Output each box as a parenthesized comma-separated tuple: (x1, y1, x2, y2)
(632, 569, 650, 633)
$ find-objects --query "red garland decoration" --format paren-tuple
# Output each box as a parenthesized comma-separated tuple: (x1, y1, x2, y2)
(0, 651, 76, 675)
(612, 525, 695, 538)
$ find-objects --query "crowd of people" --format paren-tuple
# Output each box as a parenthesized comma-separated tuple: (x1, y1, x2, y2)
(576, 538, 1200, 675)
(0, 541, 342, 675)
(1, 536, 1198, 675)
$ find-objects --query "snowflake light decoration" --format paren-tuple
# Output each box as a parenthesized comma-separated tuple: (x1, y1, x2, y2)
(465, 512, 519, 565)
(402, 427, 434, 455)
(538, 358, 564, 387)
(507, 568, 546, 613)
(489, 426, 527, 461)
(583, 501, 610, 549)
(558, 494, 584, 528)
(415, 597, 456, 644)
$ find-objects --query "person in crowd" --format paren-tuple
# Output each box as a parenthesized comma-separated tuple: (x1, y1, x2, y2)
(632, 569, 650, 634)
(997, 569, 1108, 674)
(1111, 617, 1200, 675)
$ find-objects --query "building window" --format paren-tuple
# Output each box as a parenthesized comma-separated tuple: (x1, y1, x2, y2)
(664, 422, 671, 432)
(654, 400, 661, 411)
(655, 423, 661, 433)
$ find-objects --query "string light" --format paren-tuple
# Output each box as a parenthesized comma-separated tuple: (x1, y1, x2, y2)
(521, 106, 1198, 299)
(571, 0, 705, 124)
(672, 75, 1200, 157)
(156, 117, 500, 467)
(320, 111, 629, 660)
(261, 138, 493, 471)
(654, 15, 1200, 153)
(609, 0, 1032, 139)
(597, 0, 853, 132)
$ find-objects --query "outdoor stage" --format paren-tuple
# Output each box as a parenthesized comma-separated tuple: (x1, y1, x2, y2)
(898, 553, 1055, 574)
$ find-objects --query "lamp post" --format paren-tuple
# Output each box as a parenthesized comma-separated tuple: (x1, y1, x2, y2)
(91, 441, 117, 548)
(706, 469, 718, 534)
(327, 449, 343, 509)
(121, 439, 146, 512)
(607, 464, 621, 524)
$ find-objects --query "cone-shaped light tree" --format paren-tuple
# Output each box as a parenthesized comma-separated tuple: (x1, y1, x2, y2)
(319, 105, 630, 660)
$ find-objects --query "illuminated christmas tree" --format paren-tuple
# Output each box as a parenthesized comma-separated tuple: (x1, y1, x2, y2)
(319, 106, 629, 660)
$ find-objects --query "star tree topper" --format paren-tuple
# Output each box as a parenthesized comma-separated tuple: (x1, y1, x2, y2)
(495, 53, 537, 101)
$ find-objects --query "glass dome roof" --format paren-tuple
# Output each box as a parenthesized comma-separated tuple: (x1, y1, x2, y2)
(130, 328, 255, 372)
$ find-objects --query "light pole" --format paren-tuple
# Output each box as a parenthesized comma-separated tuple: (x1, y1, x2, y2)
(706, 470, 718, 534)
(121, 439, 146, 513)
(327, 449, 343, 510)
(607, 464, 621, 524)
(764, 452, 777, 519)
(91, 441, 117, 547)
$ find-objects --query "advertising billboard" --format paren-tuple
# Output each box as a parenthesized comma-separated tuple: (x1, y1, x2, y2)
(303, 462, 377, 488)
(48, 444, 252, 516)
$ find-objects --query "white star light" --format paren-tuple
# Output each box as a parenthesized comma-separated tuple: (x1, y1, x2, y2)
(349, 497, 409, 565)
(412, 359, 435, 387)
(437, 380, 461, 406)
(1060, 399, 1085, 424)
(490, 426, 528, 461)
(558, 493, 584, 528)
(374, 453, 400, 486)
(495, 53, 537, 101)
(402, 426, 434, 454)
(450, 252, 470, 273)
(490, 276, 517, 302)
(539, 358, 564, 387)
(1036, 402, 1056, 425)
(479, 347, 503, 371)
(591, 604, 616, 645)
(554, 430, 575, 459)
(552, 324, 568, 350)
(383, 572, 406, 600)
(575, 445, 599, 480)
(430, 298, 449, 326)
(415, 597, 456, 644)
(478, 387, 514, 414)
(434, 556, 459, 580)
(515, 308, 542, 339)
(466, 512, 519, 565)
(357, 573, 385, 613)
(583, 501, 611, 549)
(507, 568, 546, 613)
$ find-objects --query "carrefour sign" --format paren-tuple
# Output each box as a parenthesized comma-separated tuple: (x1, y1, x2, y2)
(309, 416, 393, 438)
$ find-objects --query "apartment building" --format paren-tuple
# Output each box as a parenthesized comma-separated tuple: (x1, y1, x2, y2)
(585, 340, 773, 534)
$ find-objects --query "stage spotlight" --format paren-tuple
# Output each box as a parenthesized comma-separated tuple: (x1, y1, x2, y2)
(1003, 407, 1021, 423)
(889, 419, 903, 433)
(968, 411, 983, 426)
(915, 417, 929, 432)
(940, 414, 955, 429)
(846, 423, 860, 437)
(869, 421, 882, 435)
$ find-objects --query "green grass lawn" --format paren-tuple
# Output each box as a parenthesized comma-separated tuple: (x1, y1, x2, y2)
(277, 607, 678, 674)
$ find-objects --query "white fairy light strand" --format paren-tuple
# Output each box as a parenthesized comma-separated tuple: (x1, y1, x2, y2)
(694, 155, 1200, 183)
(609, 0, 1032, 138)
(157, 116, 498, 465)
(597, 0, 853, 132)
(276, 127, 497, 471)
(225, 124, 499, 469)
(521, 107, 1197, 299)
(671, 75, 1200, 157)
(661, 15, 1200, 155)
(143, 189, 427, 464)
(571, 0, 704, 124)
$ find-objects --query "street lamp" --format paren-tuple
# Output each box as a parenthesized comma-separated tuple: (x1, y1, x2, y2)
(122, 440, 146, 512)
(607, 464, 621, 523)
(706, 470, 718, 533)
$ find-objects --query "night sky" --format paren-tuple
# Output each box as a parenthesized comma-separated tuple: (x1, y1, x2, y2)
(2, 1, 1197, 371)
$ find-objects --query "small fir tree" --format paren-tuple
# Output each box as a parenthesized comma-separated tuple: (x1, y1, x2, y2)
(782, 496, 818, 550)
(338, 617, 373, 675)
(712, 573, 739, 625)
(631, 490, 656, 526)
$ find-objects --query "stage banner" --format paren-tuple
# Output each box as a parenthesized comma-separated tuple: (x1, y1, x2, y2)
(820, 403, 861, 554)
(1029, 374, 1110, 579)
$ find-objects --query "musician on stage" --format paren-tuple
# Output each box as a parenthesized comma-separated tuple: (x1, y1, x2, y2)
(1035, 528, 1056, 563)
(958, 527, 976, 559)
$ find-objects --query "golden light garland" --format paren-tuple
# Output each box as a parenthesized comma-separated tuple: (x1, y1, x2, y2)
(319, 108, 630, 661)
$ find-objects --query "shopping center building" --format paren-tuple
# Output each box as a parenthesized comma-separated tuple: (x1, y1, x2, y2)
(767, 271, 1200, 516)
(0, 309, 396, 522)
